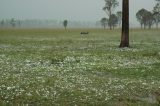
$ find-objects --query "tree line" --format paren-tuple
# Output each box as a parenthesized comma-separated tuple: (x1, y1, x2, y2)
(0, 19, 103, 28)
(136, 0, 160, 29)
(0, 18, 21, 28)
(100, 0, 160, 30)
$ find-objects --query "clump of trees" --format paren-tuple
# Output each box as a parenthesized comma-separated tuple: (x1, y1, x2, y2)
(153, 0, 160, 28)
(102, 0, 121, 30)
(136, 0, 160, 29)
(100, 18, 108, 29)
(109, 14, 118, 29)
(136, 9, 154, 29)
(0, 18, 22, 28)
(100, 12, 120, 30)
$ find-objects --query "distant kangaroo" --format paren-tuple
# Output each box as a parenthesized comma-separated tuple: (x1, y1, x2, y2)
(80, 32, 89, 35)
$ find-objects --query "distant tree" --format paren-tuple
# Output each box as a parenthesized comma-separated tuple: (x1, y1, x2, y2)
(120, 0, 129, 48)
(109, 14, 118, 29)
(0, 20, 5, 27)
(136, 9, 155, 29)
(153, 2, 160, 28)
(136, 9, 147, 29)
(100, 17, 108, 29)
(153, 13, 160, 29)
(103, 0, 119, 30)
(18, 20, 21, 27)
(63, 20, 68, 30)
(146, 11, 155, 29)
(10, 18, 16, 27)
(116, 11, 122, 27)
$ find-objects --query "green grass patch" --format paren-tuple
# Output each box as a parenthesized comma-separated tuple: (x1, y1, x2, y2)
(0, 28, 160, 105)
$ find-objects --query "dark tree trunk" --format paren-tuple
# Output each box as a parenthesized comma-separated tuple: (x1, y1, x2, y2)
(119, 0, 129, 47)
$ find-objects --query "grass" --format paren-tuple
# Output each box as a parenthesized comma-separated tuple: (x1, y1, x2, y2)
(0, 28, 160, 106)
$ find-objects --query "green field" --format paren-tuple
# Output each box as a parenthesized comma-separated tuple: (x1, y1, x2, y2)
(0, 28, 160, 106)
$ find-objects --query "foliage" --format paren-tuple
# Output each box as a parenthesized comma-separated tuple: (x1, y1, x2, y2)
(103, 0, 119, 30)
(136, 9, 147, 28)
(100, 17, 108, 29)
(136, 9, 155, 29)
(153, 1, 160, 28)
(145, 11, 155, 29)
(109, 14, 118, 29)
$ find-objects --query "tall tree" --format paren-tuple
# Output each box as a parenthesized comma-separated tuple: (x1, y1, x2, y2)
(63, 20, 68, 30)
(103, 0, 119, 30)
(119, 0, 129, 47)
(116, 11, 122, 27)
(100, 17, 108, 29)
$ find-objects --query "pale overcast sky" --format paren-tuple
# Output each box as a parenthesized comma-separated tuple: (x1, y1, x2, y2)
(0, 0, 156, 26)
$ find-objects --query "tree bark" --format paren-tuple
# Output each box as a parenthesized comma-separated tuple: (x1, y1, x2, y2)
(119, 0, 129, 47)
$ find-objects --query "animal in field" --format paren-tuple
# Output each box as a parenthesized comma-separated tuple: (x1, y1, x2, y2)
(80, 32, 89, 35)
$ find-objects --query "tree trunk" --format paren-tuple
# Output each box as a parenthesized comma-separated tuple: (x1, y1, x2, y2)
(119, 0, 129, 47)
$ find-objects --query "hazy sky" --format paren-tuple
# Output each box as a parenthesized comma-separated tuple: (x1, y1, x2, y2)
(0, 0, 156, 25)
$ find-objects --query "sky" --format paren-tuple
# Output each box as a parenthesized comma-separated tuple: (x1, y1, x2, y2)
(0, 0, 156, 26)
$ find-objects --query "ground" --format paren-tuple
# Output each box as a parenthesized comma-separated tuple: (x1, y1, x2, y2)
(0, 28, 160, 106)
